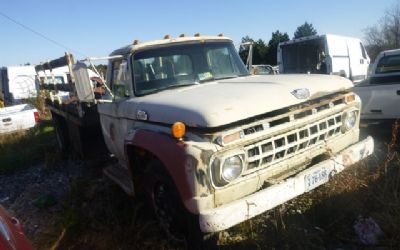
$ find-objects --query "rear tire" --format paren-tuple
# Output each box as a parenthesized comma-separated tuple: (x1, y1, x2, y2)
(51, 112, 70, 152)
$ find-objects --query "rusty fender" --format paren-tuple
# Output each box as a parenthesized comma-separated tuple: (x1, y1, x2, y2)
(125, 129, 194, 204)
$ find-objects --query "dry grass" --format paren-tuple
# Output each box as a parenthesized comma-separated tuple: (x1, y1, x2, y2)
(0, 97, 56, 173)
(2, 113, 398, 249)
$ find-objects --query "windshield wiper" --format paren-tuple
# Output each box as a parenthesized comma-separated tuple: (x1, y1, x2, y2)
(214, 75, 241, 80)
(158, 83, 198, 91)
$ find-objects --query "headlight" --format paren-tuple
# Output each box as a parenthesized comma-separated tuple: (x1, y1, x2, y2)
(342, 110, 358, 132)
(221, 155, 244, 182)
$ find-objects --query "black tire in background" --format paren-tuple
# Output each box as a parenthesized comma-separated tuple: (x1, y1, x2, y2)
(51, 112, 70, 152)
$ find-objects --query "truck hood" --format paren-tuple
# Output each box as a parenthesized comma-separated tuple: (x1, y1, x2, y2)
(127, 74, 353, 128)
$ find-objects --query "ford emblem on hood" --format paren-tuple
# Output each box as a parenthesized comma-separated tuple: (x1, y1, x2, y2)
(291, 88, 310, 99)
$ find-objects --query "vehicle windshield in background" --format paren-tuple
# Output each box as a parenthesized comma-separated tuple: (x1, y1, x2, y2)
(375, 54, 400, 74)
(132, 42, 249, 96)
(253, 65, 274, 75)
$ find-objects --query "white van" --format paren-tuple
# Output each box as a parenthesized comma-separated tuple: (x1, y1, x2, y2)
(354, 48, 400, 122)
(278, 34, 370, 83)
(0, 66, 37, 103)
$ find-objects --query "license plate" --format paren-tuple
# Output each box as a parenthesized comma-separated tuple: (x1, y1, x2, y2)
(305, 168, 328, 191)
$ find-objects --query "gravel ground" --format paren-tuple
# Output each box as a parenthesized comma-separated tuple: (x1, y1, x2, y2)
(0, 158, 93, 244)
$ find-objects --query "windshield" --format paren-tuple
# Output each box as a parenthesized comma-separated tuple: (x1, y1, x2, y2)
(132, 41, 249, 96)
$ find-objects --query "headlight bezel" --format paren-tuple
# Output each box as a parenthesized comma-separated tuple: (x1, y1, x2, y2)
(341, 109, 358, 133)
(221, 155, 244, 183)
(211, 152, 245, 187)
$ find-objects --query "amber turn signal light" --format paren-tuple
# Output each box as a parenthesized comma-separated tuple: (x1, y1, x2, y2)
(345, 94, 355, 103)
(172, 122, 186, 139)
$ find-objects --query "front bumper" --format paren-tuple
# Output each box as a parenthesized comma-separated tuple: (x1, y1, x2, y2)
(199, 136, 374, 233)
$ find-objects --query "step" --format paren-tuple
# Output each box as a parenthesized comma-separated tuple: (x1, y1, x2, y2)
(103, 163, 134, 196)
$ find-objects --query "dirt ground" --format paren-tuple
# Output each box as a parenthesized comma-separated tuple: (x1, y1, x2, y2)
(0, 125, 398, 249)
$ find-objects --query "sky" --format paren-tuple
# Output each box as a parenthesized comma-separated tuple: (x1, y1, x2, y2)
(0, 0, 396, 66)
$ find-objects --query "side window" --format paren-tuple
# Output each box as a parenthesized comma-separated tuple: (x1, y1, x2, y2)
(111, 60, 129, 99)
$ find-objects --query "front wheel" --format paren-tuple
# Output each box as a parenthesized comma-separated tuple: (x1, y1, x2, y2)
(144, 161, 214, 249)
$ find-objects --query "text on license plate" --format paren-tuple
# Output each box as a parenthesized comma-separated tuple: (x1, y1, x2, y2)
(305, 168, 328, 192)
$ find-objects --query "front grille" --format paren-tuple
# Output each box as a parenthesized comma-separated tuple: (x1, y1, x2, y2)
(244, 113, 343, 172)
(221, 94, 345, 145)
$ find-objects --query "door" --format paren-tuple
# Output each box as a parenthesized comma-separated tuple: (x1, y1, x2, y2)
(326, 35, 350, 77)
(347, 40, 370, 83)
(97, 59, 132, 161)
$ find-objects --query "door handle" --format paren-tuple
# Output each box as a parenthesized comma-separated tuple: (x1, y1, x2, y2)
(2, 118, 11, 122)
(397, 90, 400, 95)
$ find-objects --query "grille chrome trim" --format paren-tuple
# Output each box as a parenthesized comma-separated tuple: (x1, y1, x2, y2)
(219, 94, 345, 146)
(244, 113, 343, 173)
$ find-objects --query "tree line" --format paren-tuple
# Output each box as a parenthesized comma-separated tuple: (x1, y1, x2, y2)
(241, 1, 400, 66)
(238, 22, 317, 65)
(364, 1, 400, 61)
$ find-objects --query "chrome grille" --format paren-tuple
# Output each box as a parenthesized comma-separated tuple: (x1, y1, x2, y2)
(244, 113, 343, 171)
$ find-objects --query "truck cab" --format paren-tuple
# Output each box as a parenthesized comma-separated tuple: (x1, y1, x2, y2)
(96, 34, 373, 246)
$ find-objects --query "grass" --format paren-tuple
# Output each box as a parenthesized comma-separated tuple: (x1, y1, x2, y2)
(0, 118, 56, 174)
(40, 123, 400, 250)
(2, 106, 399, 249)
(37, 177, 175, 250)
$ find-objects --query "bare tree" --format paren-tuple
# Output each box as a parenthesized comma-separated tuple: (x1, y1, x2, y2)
(364, 1, 400, 61)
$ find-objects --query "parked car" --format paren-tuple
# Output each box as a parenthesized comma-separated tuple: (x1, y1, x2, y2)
(278, 34, 370, 83)
(354, 48, 400, 123)
(251, 64, 278, 75)
(0, 205, 33, 250)
(0, 104, 39, 135)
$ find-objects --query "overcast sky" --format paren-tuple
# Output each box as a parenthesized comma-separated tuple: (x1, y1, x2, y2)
(0, 0, 395, 66)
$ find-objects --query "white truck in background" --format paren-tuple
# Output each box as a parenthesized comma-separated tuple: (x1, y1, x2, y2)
(0, 66, 37, 104)
(278, 34, 370, 83)
(0, 104, 39, 134)
(354, 48, 400, 123)
(0, 66, 39, 134)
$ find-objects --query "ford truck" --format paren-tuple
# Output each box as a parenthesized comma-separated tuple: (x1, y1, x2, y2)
(96, 34, 374, 246)
(45, 34, 374, 247)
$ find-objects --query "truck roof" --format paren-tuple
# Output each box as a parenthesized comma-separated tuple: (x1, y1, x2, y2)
(279, 34, 361, 46)
(377, 48, 400, 57)
(110, 35, 232, 56)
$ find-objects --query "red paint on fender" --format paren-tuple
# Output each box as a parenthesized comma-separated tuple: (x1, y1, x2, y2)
(126, 130, 192, 201)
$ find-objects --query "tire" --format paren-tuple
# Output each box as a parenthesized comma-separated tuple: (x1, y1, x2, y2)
(144, 161, 215, 249)
(51, 113, 70, 152)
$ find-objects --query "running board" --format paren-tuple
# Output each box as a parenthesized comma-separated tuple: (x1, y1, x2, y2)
(103, 164, 135, 196)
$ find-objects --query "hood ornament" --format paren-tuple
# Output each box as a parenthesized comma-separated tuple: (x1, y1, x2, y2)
(291, 88, 310, 99)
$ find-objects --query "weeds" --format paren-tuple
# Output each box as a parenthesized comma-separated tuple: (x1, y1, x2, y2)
(3, 102, 399, 249)
(0, 120, 56, 173)
(49, 176, 175, 250)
